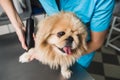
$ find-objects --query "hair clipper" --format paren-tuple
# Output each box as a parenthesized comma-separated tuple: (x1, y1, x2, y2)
(25, 17, 35, 50)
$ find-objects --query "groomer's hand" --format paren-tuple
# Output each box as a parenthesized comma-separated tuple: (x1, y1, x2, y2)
(15, 27, 28, 50)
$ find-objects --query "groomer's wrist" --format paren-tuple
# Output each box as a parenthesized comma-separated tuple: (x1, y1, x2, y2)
(13, 21, 24, 30)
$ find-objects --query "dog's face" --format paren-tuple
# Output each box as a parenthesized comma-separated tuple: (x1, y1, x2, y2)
(37, 12, 87, 55)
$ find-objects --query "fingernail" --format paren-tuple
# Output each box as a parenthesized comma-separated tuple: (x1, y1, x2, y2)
(24, 47, 28, 50)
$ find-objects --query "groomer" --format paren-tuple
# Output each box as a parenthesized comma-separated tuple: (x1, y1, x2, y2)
(0, 0, 115, 68)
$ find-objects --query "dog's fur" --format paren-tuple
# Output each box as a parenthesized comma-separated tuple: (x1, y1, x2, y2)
(19, 12, 87, 79)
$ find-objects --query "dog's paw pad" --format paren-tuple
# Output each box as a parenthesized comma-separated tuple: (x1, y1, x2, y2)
(19, 52, 31, 63)
(61, 70, 72, 79)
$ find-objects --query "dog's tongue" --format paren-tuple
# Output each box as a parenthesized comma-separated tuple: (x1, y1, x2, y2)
(63, 47, 72, 55)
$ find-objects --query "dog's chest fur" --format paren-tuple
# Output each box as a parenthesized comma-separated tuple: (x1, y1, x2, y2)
(35, 46, 81, 69)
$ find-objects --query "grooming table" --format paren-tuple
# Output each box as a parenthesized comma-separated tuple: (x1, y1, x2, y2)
(0, 33, 94, 80)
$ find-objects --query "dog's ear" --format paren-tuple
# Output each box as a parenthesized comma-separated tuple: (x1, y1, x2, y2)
(36, 19, 53, 46)
(81, 31, 88, 51)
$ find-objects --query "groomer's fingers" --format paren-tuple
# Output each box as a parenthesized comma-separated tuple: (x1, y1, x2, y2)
(16, 27, 28, 50)
(33, 33, 36, 41)
(21, 40, 28, 50)
(19, 34, 28, 50)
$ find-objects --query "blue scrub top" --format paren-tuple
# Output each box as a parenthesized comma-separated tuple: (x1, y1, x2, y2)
(39, 0, 115, 68)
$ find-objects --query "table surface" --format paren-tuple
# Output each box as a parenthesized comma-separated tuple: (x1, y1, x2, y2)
(0, 33, 94, 80)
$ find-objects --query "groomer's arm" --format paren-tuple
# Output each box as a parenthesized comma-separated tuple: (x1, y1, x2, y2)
(85, 30, 107, 54)
(0, 0, 27, 50)
(84, 0, 114, 55)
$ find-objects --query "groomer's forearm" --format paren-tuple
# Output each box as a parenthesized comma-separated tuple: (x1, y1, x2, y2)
(0, 0, 23, 30)
(85, 41, 103, 54)
(83, 30, 107, 55)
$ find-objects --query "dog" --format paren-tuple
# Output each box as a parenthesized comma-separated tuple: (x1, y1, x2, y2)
(19, 12, 87, 79)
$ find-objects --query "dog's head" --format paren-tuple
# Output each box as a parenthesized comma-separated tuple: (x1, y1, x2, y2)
(37, 12, 87, 55)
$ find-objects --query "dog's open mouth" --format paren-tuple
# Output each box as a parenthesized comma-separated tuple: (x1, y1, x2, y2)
(58, 46, 72, 55)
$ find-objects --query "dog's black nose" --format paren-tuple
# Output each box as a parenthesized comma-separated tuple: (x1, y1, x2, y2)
(67, 36, 73, 43)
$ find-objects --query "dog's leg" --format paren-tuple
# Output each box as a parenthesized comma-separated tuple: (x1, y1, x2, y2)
(61, 65, 72, 79)
(19, 48, 35, 63)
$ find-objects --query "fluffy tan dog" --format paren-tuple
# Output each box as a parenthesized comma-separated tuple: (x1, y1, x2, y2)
(19, 12, 87, 79)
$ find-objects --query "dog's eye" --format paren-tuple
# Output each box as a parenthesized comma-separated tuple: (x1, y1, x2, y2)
(57, 31, 65, 38)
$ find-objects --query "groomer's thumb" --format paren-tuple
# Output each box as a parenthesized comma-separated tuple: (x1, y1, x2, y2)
(20, 38, 28, 50)
(21, 42, 28, 50)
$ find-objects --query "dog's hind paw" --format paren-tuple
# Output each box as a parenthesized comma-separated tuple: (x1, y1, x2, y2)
(19, 52, 31, 63)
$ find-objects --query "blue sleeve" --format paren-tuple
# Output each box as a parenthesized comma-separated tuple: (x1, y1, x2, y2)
(39, 0, 59, 15)
(90, 0, 115, 32)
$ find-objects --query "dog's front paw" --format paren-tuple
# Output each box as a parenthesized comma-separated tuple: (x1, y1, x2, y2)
(19, 52, 31, 63)
(61, 69, 72, 79)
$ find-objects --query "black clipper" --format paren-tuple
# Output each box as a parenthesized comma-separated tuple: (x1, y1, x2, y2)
(25, 17, 35, 50)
